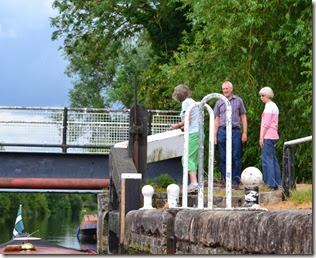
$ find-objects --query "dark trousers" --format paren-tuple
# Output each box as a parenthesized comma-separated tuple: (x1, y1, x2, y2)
(218, 128, 242, 184)
(261, 139, 282, 188)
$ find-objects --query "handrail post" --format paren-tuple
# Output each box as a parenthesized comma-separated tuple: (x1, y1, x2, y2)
(199, 93, 232, 209)
(225, 103, 232, 208)
(62, 107, 68, 153)
(183, 102, 200, 208)
(183, 103, 214, 209)
(197, 103, 205, 208)
(205, 105, 214, 209)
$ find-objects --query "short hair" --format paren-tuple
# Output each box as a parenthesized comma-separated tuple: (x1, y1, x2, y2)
(259, 87, 274, 99)
(222, 81, 233, 88)
(172, 84, 192, 102)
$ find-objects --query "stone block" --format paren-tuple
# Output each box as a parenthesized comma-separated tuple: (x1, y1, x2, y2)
(124, 209, 178, 254)
(173, 209, 312, 254)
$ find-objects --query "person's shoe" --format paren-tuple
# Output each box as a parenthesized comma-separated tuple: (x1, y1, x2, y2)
(188, 183, 198, 193)
(269, 186, 278, 191)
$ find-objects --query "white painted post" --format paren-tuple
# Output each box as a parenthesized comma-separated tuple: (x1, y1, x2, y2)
(183, 102, 213, 209)
(225, 103, 232, 208)
(197, 104, 213, 209)
(205, 105, 214, 209)
(182, 102, 200, 208)
(167, 184, 180, 208)
(139, 185, 155, 210)
(198, 93, 232, 209)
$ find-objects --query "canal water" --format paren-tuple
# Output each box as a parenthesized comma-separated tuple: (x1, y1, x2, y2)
(0, 214, 96, 251)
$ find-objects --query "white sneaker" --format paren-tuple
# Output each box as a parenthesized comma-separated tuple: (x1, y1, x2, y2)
(188, 183, 198, 192)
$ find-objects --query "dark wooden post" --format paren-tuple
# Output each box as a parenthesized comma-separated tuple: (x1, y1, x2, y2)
(282, 144, 295, 200)
(128, 106, 148, 181)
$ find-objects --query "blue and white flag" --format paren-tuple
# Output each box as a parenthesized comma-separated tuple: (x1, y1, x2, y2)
(12, 204, 24, 238)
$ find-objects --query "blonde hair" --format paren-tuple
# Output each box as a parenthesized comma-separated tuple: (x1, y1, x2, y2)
(172, 84, 192, 102)
(259, 87, 274, 99)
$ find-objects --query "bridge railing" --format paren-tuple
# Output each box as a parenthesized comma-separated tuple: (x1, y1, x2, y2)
(0, 106, 180, 154)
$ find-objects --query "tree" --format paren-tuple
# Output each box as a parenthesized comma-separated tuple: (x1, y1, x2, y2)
(51, 0, 191, 108)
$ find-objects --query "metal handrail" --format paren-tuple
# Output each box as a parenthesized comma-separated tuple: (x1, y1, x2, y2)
(0, 106, 179, 114)
(198, 93, 232, 209)
(0, 106, 180, 153)
(284, 136, 312, 146)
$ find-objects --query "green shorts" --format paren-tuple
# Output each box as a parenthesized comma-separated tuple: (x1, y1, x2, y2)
(181, 132, 199, 172)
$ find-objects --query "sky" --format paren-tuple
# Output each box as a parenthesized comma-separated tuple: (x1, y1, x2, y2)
(0, 0, 71, 107)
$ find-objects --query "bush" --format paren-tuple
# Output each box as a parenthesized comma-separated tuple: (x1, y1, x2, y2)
(145, 174, 177, 189)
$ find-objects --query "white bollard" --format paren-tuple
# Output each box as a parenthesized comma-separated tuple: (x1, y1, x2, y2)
(139, 185, 155, 210)
(167, 184, 180, 208)
(241, 167, 263, 208)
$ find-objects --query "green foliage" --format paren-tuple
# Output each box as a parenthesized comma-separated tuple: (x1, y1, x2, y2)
(46, 193, 72, 217)
(45, 193, 97, 218)
(145, 173, 177, 189)
(0, 193, 49, 219)
(69, 194, 83, 217)
(0, 194, 12, 217)
(51, 0, 312, 182)
(24, 194, 49, 217)
(0, 193, 97, 222)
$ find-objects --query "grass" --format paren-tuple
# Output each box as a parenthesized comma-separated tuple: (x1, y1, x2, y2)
(261, 184, 312, 210)
(289, 187, 312, 204)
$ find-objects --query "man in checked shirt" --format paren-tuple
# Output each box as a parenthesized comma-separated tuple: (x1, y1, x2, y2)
(214, 81, 248, 189)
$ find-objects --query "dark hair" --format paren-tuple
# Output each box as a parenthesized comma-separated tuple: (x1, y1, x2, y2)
(172, 84, 191, 102)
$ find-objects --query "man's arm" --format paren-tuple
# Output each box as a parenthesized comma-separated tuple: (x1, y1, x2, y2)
(214, 116, 220, 144)
(241, 113, 247, 143)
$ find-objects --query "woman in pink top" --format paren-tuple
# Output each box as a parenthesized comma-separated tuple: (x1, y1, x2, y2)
(259, 87, 282, 190)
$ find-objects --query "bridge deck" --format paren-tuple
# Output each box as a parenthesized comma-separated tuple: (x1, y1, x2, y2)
(0, 107, 182, 192)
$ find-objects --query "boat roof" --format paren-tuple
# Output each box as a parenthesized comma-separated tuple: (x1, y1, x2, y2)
(0, 238, 95, 254)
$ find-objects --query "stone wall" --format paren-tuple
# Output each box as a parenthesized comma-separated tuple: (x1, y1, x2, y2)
(97, 192, 109, 254)
(124, 209, 312, 254)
